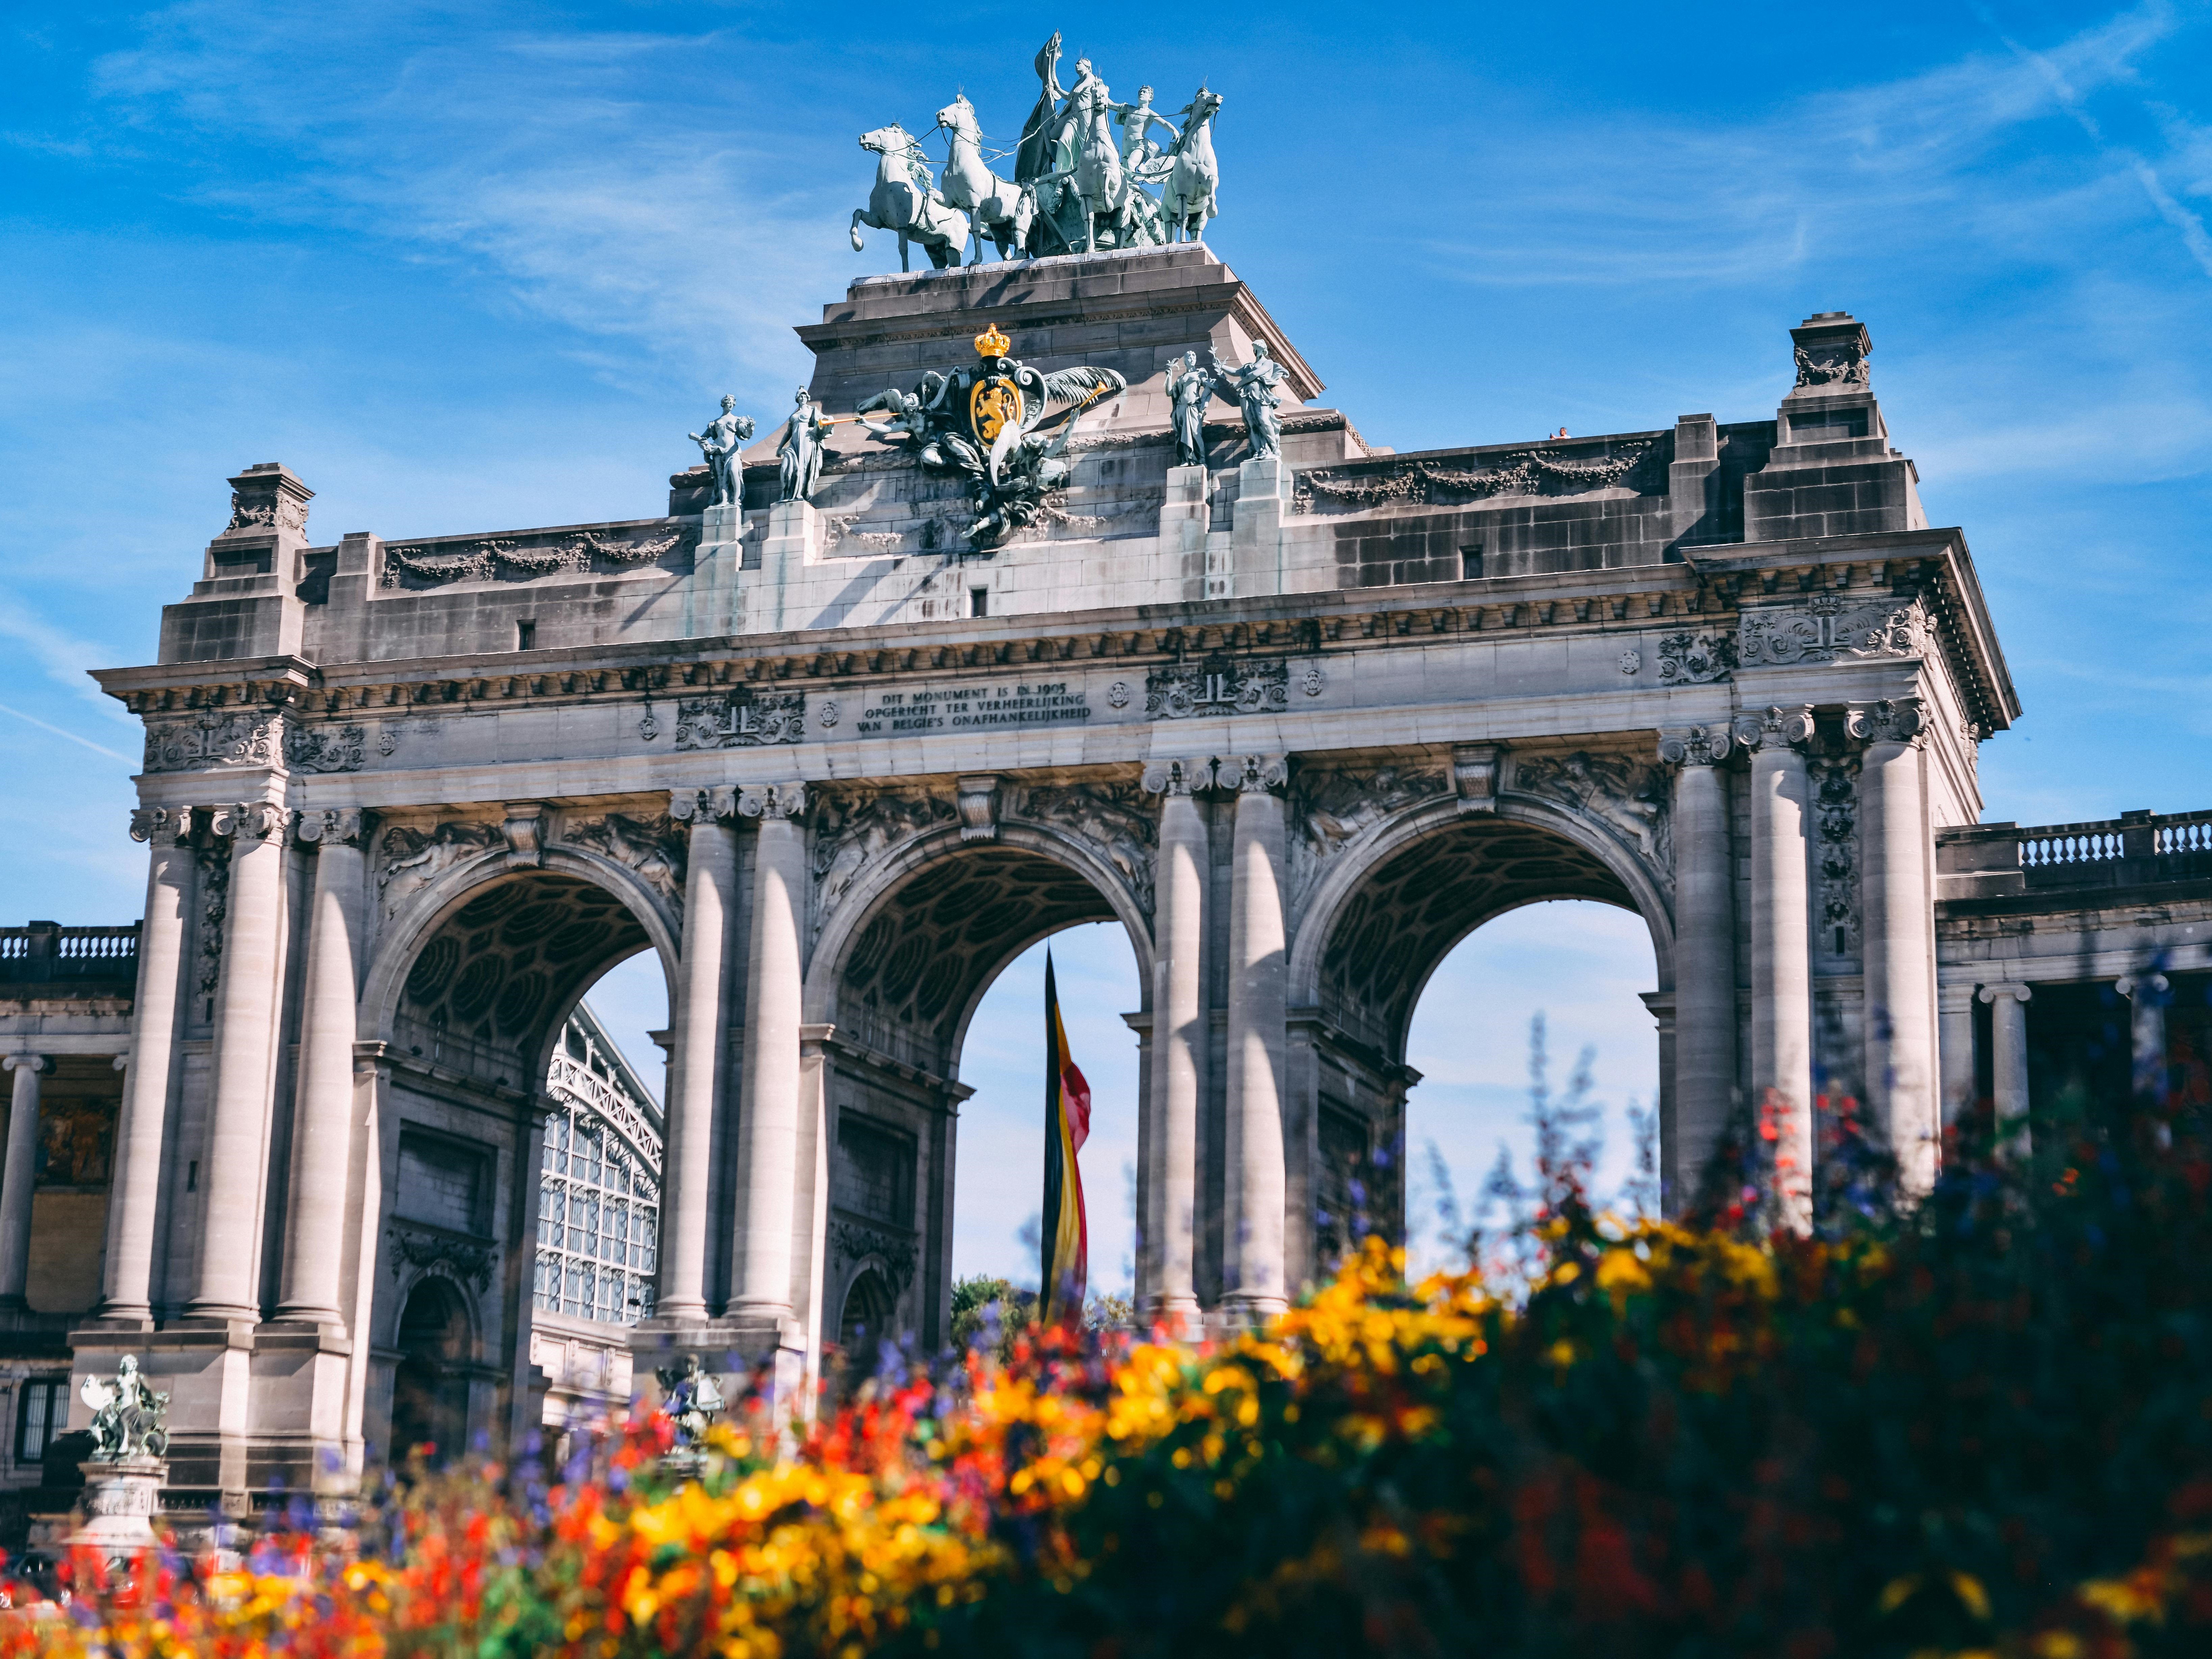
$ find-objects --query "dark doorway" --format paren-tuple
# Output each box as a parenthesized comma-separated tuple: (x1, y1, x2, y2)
(389, 1277, 471, 1466)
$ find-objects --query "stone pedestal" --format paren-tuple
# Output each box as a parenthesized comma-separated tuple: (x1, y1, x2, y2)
(1230, 456, 1288, 598)
(690, 504, 746, 636)
(72, 1458, 167, 1562)
(1159, 465, 1211, 600)
(758, 502, 820, 635)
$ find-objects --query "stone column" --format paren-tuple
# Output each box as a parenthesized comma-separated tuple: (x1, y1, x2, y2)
(660, 788, 738, 1323)
(1737, 706, 1816, 1231)
(1937, 982, 1978, 1130)
(1980, 983, 2032, 1153)
(1223, 754, 1289, 1320)
(729, 783, 808, 1324)
(102, 808, 196, 1323)
(0, 1055, 52, 1308)
(1850, 697, 1937, 1193)
(1657, 726, 1737, 1211)
(1139, 759, 1209, 1326)
(190, 801, 289, 1321)
(2117, 973, 2169, 1104)
(276, 810, 365, 1325)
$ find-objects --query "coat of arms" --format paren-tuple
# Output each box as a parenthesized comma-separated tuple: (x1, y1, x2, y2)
(855, 324, 1124, 547)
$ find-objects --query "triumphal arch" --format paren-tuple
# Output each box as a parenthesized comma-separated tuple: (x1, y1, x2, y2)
(20, 200, 2030, 1504)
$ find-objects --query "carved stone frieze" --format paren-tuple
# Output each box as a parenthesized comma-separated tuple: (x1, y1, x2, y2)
(380, 527, 687, 590)
(1513, 751, 1672, 878)
(1794, 340, 1870, 391)
(377, 820, 504, 918)
(1655, 631, 1734, 685)
(283, 721, 366, 774)
(1808, 756, 1861, 961)
(143, 711, 282, 773)
(386, 1223, 497, 1290)
(673, 690, 806, 748)
(812, 787, 957, 926)
(1738, 597, 1922, 668)
(561, 813, 687, 910)
(1291, 764, 1449, 921)
(1008, 782, 1159, 917)
(1292, 443, 1654, 515)
(828, 1220, 918, 1295)
(1146, 655, 1288, 719)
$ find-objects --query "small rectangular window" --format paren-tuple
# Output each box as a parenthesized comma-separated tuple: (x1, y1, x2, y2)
(969, 586, 989, 618)
(515, 619, 537, 650)
(16, 1377, 65, 1463)
(1461, 545, 1484, 580)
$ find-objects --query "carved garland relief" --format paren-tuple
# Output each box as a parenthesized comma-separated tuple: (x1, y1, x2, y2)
(1511, 751, 1674, 890)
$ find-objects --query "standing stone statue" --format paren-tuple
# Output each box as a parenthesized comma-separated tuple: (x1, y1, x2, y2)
(80, 1354, 170, 1461)
(1166, 351, 1220, 468)
(688, 396, 756, 508)
(777, 387, 832, 505)
(1210, 342, 1287, 460)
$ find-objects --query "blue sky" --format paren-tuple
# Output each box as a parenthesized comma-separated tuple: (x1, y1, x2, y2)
(5, 1, 2209, 1288)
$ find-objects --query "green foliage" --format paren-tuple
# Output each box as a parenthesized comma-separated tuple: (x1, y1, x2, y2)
(950, 1273, 1036, 1357)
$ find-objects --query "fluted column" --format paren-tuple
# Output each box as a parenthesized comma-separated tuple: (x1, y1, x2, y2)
(1980, 983, 2032, 1155)
(190, 800, 289, 1321)
(102, 807, 196, 1322)
(660, 787, 738, 1323)
(276, 809, 365, 1324)
(1657, 726, 1737, 1211)
(1850, 697, 1937, 1193)
(2117, 972, 2169, 1104)
(1139, 758, 1209, 1326)
(1737, 706, 1816, 1232)
(0, 1055, 52, 1308)
(730, 782, 808, 1324)
(1223, 754, 1289, 1320)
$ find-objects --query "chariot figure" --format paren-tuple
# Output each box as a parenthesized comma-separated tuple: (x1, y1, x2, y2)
(777, 387, 832, 504)
(1210, 342, 1287, 460)
(687, 395, 755, 508)
(1115, 85, 1179, 175)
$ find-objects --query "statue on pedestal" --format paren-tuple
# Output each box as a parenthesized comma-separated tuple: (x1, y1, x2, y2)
(654, 1352, 726, 1456)
(777, 388, 833, 505)
(80, 1354, 170, 1460)
(1210, 342, 1287, 460)
(1166, 351, 1222, 468)
(688, 396, 756, 508)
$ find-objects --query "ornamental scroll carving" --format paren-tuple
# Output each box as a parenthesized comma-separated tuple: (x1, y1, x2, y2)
(143, 711, 281, 773)
(1290, 766, 1449, 924)
(386, 1223, 497, 1291)
(1808, 756, 1860, 961)
(673, 690, 806, 748)
(194, 839, 230, 1003)
(1293, 443, 1654, 515)
(1512, 751, 1672, 882)
(1655, 631, 1734, 685)
(377, 820, 503, 918)
(1738, 597, 1923, 668)
(1008, 782, 1158, 917)
(561, 813, 687, 911)
(812, 787, 959, 930)
(284, 721, 366, 774)
(380, 528, 687, 589)
(829, 1221, 918, 1296)
(1146, 655, 1288, 719)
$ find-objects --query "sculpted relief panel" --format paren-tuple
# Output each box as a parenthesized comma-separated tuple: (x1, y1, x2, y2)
(559, 813, 687, 914)
(1511, 751, 1672, 888)
(1290, 765, 1448, 925)
(812, 787, 961, 931)
(1007, 781, 1158, 917)
(1738, 596, 1923, 668)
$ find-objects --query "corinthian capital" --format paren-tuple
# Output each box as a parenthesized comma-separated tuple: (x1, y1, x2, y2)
(737, 782, 809, 819)
(1223, 754, 1288, 795)
(210, 801, 287, 841)
(1140, 757, 1216, 797)
(1657, 725, 1732, 767)
(1845, 696, 1927, 747)
(1731, 704, 1817, 753)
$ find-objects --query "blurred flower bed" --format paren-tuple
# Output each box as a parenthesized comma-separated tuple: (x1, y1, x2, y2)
(6, 1075, 2211, 1659)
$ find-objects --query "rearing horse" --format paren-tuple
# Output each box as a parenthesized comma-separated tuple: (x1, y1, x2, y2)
(850, 122, 970, 273)
(1162, 87, 1222, 244)
(935, 97, 1035, 264)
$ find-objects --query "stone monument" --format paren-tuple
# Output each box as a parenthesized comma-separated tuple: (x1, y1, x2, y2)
(71, 1356, 170, 1562)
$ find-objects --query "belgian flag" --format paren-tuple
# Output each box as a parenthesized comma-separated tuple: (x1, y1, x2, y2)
(1041, 951, 1091, 1324)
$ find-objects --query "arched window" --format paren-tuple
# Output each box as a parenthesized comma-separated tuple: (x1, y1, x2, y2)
(535, 1003, 662, 1326)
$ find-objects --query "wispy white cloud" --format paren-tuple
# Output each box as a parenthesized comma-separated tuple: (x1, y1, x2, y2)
(0, 593, 138, 723)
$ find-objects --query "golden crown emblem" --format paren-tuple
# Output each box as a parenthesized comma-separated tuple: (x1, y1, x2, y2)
(973, 324, 1011, 359)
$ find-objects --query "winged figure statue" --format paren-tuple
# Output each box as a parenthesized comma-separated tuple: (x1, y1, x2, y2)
(856, 325, 1125, 547)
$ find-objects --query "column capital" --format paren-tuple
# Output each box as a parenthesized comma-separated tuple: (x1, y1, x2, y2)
(737, 781, 808, 819)
(1657, 724, 1734, 767)
(1223, 754, 1288, 795)
(1140, 757, 1216, 796)
(2115, 973, 2170, 1001)
(210, 801, 287, 842)
(1846, 696, 1927, 748)
(1, 1054, 52, 1076)
(1731, 704, 1817, 753)
(669, 786, 738, 824)
(955, 775, 1001, 842)
(295, 807, 365, 847)
(128, 806, 194, 846)
(1978, 982, 2033, 1005)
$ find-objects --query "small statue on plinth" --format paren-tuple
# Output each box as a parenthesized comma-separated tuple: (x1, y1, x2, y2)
(1165, 351, 1222, 468)
(1209, 342, 1287, 461)
(688, 395, 756, 509)
(81, 1354, 170, 1461)
(654, 1352, 726, 1459)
